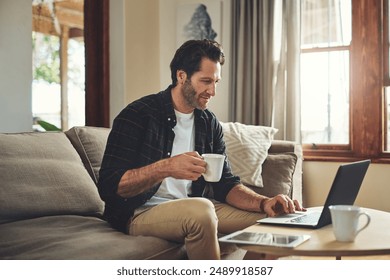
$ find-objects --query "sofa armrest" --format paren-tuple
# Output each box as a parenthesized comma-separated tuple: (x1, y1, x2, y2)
(268, 140, 303, 205)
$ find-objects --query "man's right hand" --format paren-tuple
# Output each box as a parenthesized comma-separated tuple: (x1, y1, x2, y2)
(167, 152, 207, 181)
(117, 152, 207, 198)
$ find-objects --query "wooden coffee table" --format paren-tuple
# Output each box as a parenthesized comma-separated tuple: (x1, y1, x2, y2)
(238, 207, 390, 260)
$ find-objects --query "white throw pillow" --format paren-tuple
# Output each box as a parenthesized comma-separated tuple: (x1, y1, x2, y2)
(220, 122, 278, 188)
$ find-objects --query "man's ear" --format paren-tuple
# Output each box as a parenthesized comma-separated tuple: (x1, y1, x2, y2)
(177, 70, 187, 84)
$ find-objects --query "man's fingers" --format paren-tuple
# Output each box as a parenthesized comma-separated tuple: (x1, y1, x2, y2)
(276, 195, 293, 213)
(185, 151, 203, 159)
(264, 195, 307, 216)
(294, 200, 307, 212)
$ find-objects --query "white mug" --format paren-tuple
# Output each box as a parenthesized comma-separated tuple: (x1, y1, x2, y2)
(202, 154, 225, 182)
(329, 205, 371, 242)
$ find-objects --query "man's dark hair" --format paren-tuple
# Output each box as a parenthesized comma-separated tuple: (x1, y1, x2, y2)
(170, 39, 225, 85)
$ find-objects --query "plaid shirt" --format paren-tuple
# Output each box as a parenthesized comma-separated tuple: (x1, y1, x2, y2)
(98, 86, 240, 232)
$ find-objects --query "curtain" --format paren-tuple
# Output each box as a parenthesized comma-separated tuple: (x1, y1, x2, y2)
(230, 0, 301, 142)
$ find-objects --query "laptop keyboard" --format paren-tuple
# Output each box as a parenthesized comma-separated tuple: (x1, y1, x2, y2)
(290, 212, 320, 224)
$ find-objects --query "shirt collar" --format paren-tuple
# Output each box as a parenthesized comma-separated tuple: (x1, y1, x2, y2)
(161, 85, 176, 129)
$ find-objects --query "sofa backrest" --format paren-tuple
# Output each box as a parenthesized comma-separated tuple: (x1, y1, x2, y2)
(64, 125, 303, 204)
(0, 132, 104, 224)
(0, 125, 303, 225)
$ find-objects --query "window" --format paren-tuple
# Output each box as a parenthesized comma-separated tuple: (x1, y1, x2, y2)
(32, 32, 61, 129)
(32, 0, 85, 131)
(301, 0, 351, 145)
(32, 32, 85, 130)
(300, 0, 390, 162)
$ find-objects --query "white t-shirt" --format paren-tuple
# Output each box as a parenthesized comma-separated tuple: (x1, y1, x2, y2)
(143, 109, 195, 207)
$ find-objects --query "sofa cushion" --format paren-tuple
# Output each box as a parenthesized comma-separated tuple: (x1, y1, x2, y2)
(65, 126, 110, 184)
(0, 132, 104, 224)
(220, 122, 278, 188)
(0, 215, 185, 260)
(249, 153, 298, 197)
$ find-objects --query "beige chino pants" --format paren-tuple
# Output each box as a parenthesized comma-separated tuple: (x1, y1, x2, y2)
(128, 197, 265, 260)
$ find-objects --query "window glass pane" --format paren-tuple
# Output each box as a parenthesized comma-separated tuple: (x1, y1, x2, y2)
(67, 38, 85, 128)
(32, 33, 85, 131)
(301, 51, 349, 144)
(301, 0, 351, 48)
(32, 32, 61, 130)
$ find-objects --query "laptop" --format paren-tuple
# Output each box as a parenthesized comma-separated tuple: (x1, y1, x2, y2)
(257, 159, 371, 229)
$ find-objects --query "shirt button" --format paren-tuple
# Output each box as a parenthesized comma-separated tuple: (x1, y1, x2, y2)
(167, 152, 171, 156)
(168, 117, 171, 121)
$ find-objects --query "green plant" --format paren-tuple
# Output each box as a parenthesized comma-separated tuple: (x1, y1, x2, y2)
(37, 120, 61, 131)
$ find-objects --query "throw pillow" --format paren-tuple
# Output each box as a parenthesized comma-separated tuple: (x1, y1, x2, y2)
(250, 153, 298, 197)
(0, 132, 104, 224)
(65, 126, 110, 184)
(220, 122, 278, 187)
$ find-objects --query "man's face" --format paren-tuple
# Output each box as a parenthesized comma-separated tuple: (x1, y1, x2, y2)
(181, 58, 221, 111)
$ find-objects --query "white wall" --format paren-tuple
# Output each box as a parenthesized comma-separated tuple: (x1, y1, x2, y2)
(0, 0, 32, 132)
(158, 0, 232, 122)
(303, 161, 390, 212)
(109, 0, 126, 125)
(110, 0, 161, 122)
(111, 0, 231, 122)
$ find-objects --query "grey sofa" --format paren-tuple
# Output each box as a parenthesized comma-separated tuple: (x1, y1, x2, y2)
(0, 126, 302, 259)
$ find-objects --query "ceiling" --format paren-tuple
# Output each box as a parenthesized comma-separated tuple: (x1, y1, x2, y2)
(32, 0, 84, 38)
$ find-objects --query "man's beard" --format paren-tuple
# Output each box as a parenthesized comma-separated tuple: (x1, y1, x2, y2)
(182, 79, 207, 110)
(182, 79, 209, 110)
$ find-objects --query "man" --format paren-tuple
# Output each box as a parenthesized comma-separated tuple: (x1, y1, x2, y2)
(98, 39, 304, 260)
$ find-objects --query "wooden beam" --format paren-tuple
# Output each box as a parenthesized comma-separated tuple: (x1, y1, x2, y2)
(60, 26, 69, 130)
(69, 27, 83, 38)
(55, 1, 83, 12)
(55, 6, 83, 29)
(33, 14, 58, 35)
(32, 2, 83, 35)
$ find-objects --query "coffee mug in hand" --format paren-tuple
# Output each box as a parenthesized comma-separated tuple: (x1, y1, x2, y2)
(202, 154, 225, 182)
(329, 205, 371, 242)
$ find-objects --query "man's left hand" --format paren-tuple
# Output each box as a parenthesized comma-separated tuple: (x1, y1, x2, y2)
(263, 194, 306, 217)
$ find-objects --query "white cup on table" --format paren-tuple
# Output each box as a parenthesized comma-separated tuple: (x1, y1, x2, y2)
(329, 205, 371, 242)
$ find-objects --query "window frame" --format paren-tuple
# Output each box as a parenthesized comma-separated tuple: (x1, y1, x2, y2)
(302, 0, 390, 163)
(383, 0, 390, 152)
(84, 0, 110, 128)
